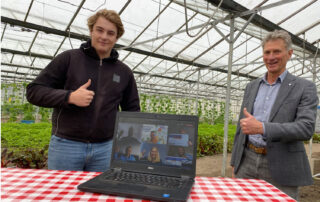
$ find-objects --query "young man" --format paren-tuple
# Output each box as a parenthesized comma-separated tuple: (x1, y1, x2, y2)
(230, 30, 318, 200)
(27, 9, 140, 172)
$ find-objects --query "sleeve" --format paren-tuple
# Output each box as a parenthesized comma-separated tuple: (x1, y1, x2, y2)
(264, 81, 319, 143)
(26, 51, 72, 108)
(120, 71, 140, 111)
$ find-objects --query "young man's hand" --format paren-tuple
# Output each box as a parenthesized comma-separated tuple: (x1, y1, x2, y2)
(68, 79, 95, 107)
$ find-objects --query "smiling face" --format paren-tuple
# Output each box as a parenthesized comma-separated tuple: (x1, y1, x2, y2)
(90, 16, 118, 59)
(263, 39, 293, 78)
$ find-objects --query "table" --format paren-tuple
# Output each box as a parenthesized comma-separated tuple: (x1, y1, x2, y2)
(1, 168, 295, 201)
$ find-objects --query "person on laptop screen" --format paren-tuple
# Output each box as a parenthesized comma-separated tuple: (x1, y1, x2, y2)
(26, 9, 140, 172)
(177, 147, 193, 165)
(120, 146, 136, 161)
(148, 146, 162, 164)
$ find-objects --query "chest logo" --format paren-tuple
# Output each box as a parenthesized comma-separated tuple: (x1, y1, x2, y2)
(113, 74, 120, 83)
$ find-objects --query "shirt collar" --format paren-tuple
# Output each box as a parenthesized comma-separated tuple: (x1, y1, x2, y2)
(262, 70, 288, 84)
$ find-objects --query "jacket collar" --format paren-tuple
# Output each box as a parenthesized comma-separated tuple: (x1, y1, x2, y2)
(80, 39, 119, 62)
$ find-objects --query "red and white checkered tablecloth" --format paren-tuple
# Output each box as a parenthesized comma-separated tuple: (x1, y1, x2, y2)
(1, 168, 295, 201)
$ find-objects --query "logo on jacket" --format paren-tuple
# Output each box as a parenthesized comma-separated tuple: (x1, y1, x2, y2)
(113, 74, 120, 83)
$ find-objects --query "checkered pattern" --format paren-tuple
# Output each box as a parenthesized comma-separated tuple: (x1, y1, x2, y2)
(1, 168, 295, 201)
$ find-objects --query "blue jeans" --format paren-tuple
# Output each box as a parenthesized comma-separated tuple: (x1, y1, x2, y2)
(48, 135, 113, 172)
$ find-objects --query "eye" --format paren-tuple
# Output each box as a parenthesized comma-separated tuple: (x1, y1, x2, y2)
(107, 31, 116, 36)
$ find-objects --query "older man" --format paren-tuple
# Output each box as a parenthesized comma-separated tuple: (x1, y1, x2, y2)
(231, 30, 318, 200)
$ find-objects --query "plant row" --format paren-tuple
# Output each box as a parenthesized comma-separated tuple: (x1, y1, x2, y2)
(1, 122, 237, 168)
(2, 95, 232, 125)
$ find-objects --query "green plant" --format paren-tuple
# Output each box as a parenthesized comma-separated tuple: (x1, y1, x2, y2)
(23, 112, 35, 120)
(1, 148, 14, 167)
(197, 123, 236, 156)
(313, 133, 320, 143)
(1, 123, 51, 168)
(39, 107, 51, 122)
(1, 123, 51, 149)
(11, 146, 48, 169)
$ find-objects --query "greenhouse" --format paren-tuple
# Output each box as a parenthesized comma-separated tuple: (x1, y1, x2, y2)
(1, 0, 320, 201)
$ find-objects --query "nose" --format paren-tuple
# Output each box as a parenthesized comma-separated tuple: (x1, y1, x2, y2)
(101, 33, 108, 40)
(266, 53, 276, 61)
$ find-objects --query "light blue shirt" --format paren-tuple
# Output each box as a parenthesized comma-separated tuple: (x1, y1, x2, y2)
(248, 70, 288, 147)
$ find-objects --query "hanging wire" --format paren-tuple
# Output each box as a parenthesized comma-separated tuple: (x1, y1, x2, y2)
(302, 33, 306, 74)
(183, 0, 223, 38)
(67, 28, 74, 49)
(313, 41, 319, 75)
(156, 0, 161, 38)
(314, 40, 319, 60)
(56, 0, 106, 12)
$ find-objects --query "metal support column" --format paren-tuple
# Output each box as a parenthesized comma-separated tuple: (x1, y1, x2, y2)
(309, 45, 318, 171)
(221, 17, 234, 177)
(195, 68, 201, 115)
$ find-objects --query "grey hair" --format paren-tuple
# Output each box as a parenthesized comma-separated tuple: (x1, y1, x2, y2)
(262, 30, 292, 50)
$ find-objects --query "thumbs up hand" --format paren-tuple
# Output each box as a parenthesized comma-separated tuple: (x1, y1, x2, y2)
(240, 108, 263, 135)
(68, 79, 95, 107)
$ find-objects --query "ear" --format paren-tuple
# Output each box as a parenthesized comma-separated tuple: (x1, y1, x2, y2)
(288, 49, 293, 59)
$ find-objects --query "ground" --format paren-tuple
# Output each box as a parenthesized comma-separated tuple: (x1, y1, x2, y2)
(196, 143, 320, 202)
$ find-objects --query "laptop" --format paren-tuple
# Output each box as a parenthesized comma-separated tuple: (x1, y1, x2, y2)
(78, 111, 198, 201)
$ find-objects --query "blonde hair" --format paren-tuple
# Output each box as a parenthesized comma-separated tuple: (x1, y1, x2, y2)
(87, 9, 124, 38)
(148, 147, 160, 163)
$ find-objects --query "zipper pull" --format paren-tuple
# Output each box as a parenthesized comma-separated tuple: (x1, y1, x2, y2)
(100, 59, 102, 66)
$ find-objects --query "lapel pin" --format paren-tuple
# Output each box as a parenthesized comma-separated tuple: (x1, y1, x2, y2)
(289, 83, 292, 86)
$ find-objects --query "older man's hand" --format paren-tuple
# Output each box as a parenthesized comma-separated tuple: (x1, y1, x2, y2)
(240, 108, 264, 134)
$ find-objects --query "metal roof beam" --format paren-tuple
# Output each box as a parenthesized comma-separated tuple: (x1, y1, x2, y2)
(0, 16, 257, 80)
(1, 54, 243, 90)
(1, 62, 43, 71)
(206, 0, 318, 55)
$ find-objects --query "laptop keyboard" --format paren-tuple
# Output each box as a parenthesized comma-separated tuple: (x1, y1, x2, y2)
(104, 170, 186, 189)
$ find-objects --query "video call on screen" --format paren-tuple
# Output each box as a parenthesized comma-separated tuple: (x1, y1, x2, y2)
(113, 117, 195, 169)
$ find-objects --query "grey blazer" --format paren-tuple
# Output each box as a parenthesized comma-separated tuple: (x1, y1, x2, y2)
(231, 72, 319, 186)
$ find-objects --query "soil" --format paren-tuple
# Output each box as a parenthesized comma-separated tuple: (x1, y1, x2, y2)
(196, 143, 320, 202)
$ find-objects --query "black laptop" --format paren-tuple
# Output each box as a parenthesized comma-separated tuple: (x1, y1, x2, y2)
(78, 111, 198, 201)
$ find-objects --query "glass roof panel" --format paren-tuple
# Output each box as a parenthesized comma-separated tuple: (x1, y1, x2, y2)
(1, 0, 319, 102)
(2, 0, 32, 21)
(26, 0, 81, 30)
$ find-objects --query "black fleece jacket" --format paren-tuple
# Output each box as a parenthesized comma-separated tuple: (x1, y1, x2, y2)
(26, 40, 140, 142)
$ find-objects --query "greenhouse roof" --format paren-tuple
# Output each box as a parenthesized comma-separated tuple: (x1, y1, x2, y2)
(1, 0, 320, 102)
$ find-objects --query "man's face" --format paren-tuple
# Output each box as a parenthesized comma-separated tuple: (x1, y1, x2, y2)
(263, 39, 293, 76)
(178, 147, 185, 156)
(90, 16, 118, 58)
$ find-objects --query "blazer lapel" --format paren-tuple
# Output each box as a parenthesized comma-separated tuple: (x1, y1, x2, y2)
(269, 72, 296, 121)
(246, 79, 261, 114)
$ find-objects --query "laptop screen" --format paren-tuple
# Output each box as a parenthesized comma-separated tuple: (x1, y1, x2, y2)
(111, 112, 198, 177)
